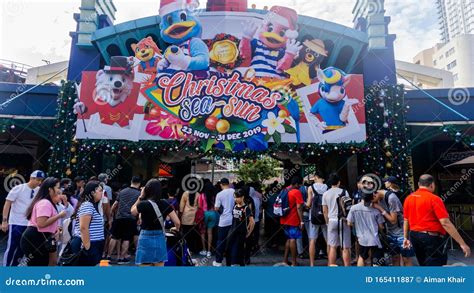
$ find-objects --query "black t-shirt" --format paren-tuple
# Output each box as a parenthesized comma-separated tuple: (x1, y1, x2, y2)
(137, 199, 173, 230)
(231, 204, 253, 235)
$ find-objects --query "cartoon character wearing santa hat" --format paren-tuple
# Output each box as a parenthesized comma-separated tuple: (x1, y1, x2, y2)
(157, 0, 210, 73)
(240, 6, 302, 79)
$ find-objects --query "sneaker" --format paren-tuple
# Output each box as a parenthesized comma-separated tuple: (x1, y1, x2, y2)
(117, 258, 131, 265)
(212, 261, 223, 267)
(199, 250, 208, 256)
(206, 251, 212, 257)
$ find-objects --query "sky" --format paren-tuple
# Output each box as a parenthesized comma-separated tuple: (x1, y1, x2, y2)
(0, 0, 439, 67)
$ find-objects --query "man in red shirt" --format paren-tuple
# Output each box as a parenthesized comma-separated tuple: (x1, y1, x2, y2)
(280, 176, 304, 266)
(403, 174, 471, 266)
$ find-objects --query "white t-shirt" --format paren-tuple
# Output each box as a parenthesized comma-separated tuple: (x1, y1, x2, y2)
(249, 187, 262, 222)
(98, 195, 109, 220)
(215, 188, 235, 227)
(5, 183, 38, 226)
(322, 187, 348, 222)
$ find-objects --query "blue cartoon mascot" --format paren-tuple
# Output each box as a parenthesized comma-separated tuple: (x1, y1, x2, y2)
(310, 67, 359, 133)
(158, 0, 209, 74)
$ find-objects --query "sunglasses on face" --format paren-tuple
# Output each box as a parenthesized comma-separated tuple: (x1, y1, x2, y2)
(362, 180, 375, 185)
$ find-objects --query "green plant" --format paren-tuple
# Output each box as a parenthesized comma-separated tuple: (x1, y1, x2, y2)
(234, 157, 281, 183)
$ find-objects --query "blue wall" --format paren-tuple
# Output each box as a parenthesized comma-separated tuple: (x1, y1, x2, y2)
(0, 83, 59, 117)
(405, 88, 474, 123)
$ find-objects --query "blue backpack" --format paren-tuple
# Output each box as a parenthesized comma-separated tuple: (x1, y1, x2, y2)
(273, 187, 292, 217)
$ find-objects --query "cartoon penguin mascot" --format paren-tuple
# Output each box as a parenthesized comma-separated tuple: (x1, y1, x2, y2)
(158, 0, 210, 75)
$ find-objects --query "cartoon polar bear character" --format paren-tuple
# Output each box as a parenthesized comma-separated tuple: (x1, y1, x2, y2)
(94, 70, 133, 108)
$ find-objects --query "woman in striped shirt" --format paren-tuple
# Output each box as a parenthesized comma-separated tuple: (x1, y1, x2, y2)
(70, 181, 105, 266)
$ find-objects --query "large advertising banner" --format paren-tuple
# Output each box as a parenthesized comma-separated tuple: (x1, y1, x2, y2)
(75, 4, 366, 151)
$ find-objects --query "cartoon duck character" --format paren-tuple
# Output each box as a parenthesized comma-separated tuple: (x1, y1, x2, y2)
(310, 67, 359, 133)
(285, 37, 328, 87)
(131, 36, 162, 75)
(157, 0, 209, 73)
(240, 6, 302, 79)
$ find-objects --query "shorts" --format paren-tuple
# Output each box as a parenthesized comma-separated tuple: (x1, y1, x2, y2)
(387, 235, 416, 257)
(283, 225, 302, 240)
(327, 220, 351, 249)
(204, 210, 219, 229)
(111, 218, 138, 241)
(359, 245, 383, 262)
(308, 223, 327, 241)
(136, 230, 168, 264)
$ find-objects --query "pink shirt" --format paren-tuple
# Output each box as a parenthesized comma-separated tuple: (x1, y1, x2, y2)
(28, 199, 58, 233)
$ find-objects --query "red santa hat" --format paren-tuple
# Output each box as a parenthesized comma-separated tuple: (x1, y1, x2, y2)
(159, 0, 199, 16)
(267, 6, 299, 39)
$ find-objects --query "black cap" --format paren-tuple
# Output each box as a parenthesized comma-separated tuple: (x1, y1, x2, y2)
(383, 176, 399, 186)
(219, 178, 230, 185)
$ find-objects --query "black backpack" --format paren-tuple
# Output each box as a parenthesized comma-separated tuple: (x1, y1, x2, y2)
(337, 188, 352, 219)
(310, 185, 326, 225)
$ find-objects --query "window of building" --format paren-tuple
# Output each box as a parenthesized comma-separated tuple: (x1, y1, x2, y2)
(447, 60, 457, 70)
(445, 47, 455, 57)
(453, 73, 458, 81)
(434, 60, 437, 66)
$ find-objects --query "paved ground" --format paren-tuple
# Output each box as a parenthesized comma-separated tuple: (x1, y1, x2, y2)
(1, 231, 472, 266)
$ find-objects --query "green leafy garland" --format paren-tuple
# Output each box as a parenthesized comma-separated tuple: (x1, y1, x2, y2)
(362, 84, 412, 194)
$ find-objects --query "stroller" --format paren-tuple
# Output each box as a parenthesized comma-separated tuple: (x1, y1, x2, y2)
(165, 229, 194, 266)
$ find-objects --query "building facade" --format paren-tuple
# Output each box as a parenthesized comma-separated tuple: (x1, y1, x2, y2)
(413, 34, 474, 88)
(396, 60, 454, 89)
(437, 0, 474, 43)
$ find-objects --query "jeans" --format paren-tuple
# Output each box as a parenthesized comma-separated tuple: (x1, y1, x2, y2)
(410, 231, 448, 266)
(215, 225, 232, 264)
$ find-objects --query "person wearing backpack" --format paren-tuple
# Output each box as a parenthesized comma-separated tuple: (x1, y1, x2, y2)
(280, 176, 304, 266)
(305, 172, 328, 266)
(373, 176, 415, 266)
(322, 173, 352, 266)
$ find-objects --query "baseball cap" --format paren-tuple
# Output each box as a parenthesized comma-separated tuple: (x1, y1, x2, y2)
(30, 170, 46, 179)
(219, 178, 230, 185)
(383, 176, 399, 185)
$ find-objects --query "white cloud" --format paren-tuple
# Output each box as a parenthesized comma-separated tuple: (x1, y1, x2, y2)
(0, 0, 439, 67)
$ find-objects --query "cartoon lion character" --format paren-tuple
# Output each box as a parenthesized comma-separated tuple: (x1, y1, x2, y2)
(131, 36, 162, 75)
(239, 6, 302, 79)
(157, 0, 210, 73)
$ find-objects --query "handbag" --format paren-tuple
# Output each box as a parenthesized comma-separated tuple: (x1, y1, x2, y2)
(58, 241, 82, 266)
(42, 233, 57, 253)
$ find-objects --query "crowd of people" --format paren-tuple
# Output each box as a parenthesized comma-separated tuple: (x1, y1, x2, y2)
(0, 169, 471, 267)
